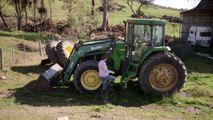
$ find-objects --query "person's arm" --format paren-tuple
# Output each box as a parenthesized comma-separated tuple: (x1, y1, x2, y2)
(102, 61, 115, 74)
(108, 70, 115, 74)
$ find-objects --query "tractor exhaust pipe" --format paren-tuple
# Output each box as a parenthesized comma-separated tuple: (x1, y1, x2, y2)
(35, 64, 63, 91)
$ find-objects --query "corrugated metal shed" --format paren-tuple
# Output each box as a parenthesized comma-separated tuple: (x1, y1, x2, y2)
(180, 0, 213, 47)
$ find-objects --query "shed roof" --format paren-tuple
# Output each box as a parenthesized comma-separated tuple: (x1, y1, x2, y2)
(180, 0, 213, 14)
(196, 0, 213, 8)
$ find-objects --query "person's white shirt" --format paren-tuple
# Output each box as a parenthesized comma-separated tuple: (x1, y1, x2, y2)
(98, 59, 114, 77)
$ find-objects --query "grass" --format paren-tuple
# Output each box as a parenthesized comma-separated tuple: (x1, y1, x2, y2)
(0, 32, 213, 119)
(0, 31, 50, 42)
(0, 31, 48, 68)
(166, 22, 181, 37)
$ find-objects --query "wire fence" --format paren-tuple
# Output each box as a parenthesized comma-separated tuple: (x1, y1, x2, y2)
(0, 40, 46, 69)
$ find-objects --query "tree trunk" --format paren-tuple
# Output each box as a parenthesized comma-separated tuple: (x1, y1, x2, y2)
(101, 0, 110, 31)
(48, 0, 52, 19)
(91, 0, 95, 15)
(33, 0, 37, 31)
(33, 0, 37, 20)
(14, 2, 22, 30)
(0, 11, 8, 28)
(17, 16, 22, 30)
(24, 7, 28, 26)
(41, 0, 44, 8)
(0, 0, 8, 28)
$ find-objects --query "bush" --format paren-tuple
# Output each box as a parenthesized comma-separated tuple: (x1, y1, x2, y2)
(68, 14, 78, 27)
(86, 17, 101, 26)
(56, 20, 69, 33)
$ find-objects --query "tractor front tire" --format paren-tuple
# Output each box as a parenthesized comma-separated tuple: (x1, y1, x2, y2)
(138, 52, 187, 96)
(74, 61, 102, 94)
(45, 40, 61, 64)
(56, 41, 74, 66)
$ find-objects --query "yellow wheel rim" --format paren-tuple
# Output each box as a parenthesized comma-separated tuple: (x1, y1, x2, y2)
(149, 64, 178, 92)
(65, 46, 73, 55)
(80, 70, 101, 91)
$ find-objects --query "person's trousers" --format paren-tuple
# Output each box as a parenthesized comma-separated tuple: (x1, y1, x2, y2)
(100, 75, 115, 91)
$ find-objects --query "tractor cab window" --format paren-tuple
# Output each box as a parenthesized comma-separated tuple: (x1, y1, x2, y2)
(132, 24, 152, 61)
(134, 25, 152, 44)
(127, 23, 164, 62)
(152, 25, 164, 46)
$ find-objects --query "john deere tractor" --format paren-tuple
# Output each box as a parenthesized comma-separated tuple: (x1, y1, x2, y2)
(36, 18, 187, 96)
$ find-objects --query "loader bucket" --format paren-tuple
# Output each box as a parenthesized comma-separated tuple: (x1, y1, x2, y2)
(35, 64, 63, 91)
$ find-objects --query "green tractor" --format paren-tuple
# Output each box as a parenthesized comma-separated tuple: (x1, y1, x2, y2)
(36, 18, 187, 96)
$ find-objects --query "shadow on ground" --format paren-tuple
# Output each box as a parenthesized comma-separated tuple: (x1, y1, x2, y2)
(184, 54, 213, 73)
(11, 64, 50, 74)
(10, 80, 161, 107)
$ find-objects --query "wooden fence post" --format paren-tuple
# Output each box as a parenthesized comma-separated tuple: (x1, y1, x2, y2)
(39, 40, 42, 56)
(12, 47, 15, 65)
(23, 43, 26, 62)
(0, 47, 3, 69)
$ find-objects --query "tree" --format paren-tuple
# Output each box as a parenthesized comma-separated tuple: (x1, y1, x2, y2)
(24, 0, 29, 26)
(101, 0, 110, 31)
(33, 0, 38, 20)
(124, 0, 154, 17)
(11, 0, 30, 30)
(48, 0, 55, 19)
(61, 0, 78, 40)
(0, 0, 8, 28)
(62, 0, 78, 26)
(91, 0, 95, 15)
(32, 0, 38, 31)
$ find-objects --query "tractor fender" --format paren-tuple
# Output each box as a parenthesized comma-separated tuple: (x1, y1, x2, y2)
(140, 46, 170, 64)
(137, 46, 170, 75)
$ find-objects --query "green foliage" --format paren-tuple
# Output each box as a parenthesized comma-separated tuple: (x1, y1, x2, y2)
(87, 17, 101, 26)
(136, 9, 144, 16)
(108, 0, 118, 11)
(165, 22, 180, 37)
(68, 14, 78, 26)
(124, 0, 154, 17)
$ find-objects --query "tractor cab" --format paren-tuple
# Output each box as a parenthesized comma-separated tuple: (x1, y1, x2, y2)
(120, 19, 168, 88)
(126, 19, 166, 62)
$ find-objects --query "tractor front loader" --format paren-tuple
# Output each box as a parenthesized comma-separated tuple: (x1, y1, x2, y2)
(35, 18, 187, 96)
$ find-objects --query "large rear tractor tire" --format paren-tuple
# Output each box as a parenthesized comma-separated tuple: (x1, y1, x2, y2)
(138, 52, 187, 96)
(56, 40, 75, 66)
(74, 61, 102, 94)
(45, 40, 61, 64)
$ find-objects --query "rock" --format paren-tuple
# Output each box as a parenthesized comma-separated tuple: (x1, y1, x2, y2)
(58, 116, 69, 120)
(187, 107, 200, 113)
(0, 76, 6, 80)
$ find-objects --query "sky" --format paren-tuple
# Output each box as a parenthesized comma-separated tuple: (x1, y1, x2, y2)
(153, 0, 201, 9)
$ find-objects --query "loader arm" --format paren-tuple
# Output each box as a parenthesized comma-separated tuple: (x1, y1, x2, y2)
(63, 39, 114, 82)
